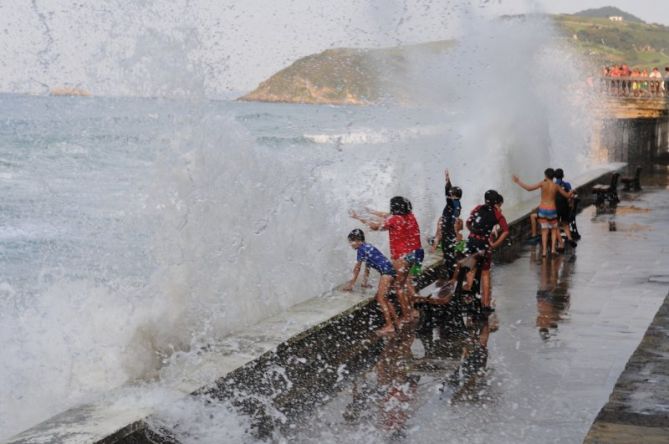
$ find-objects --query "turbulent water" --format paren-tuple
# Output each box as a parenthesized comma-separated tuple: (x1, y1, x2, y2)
(0, 10, 602, 440)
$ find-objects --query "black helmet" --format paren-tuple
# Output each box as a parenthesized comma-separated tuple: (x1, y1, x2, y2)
(449, 186, 463, 199)
(484, 189, 501, 205)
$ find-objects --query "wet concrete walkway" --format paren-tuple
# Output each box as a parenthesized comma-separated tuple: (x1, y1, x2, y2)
(283, 173, 669, 443)
(584, 290, 669, 443)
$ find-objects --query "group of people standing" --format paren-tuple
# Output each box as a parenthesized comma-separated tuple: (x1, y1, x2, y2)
(600, 65, 669, 97)
(513, 168, 577, 258)
(345, 169, 510, 335)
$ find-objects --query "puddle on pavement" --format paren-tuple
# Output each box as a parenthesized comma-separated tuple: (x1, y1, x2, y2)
(615, 223, 653, 234)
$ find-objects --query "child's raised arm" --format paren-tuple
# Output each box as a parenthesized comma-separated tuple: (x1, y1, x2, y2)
(512, 174, 542, 192)
(365, 207, 389, 218)
(350, 209, 385, 231)
(444, 168, 452, 198)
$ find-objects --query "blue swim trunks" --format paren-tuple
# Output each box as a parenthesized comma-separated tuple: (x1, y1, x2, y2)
(537, 206, 558, 220)
(402, 248, 424, 266)
(357, 243, 396, 276)
(537, 206, 558, 228)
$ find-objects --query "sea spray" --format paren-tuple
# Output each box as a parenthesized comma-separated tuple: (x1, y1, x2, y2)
(378, 13, 599, 210)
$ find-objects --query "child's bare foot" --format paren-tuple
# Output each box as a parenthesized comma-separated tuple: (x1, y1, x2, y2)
(376, 324, 396, 336)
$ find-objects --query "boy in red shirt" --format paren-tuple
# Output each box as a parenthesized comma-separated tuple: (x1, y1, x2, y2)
(465, 190, 509, 313)
(350, 196, 424, 323)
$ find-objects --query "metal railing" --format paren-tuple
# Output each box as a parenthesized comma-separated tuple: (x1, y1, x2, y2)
(599, 76, 669, 98)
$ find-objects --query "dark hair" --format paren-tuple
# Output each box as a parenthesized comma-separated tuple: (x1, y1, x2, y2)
(347, 228, 365, 242)
(390, 196, 412, 215)
(449, 186, 463, 199)
(544, 168, 555, 180)
(484, 189, 501, 205)
(555, 168, 564, 179)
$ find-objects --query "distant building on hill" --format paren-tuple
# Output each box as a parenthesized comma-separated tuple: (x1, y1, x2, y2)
(609, 16, 624, 22)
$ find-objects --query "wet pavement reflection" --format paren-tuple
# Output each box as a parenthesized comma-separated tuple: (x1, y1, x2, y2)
(533, 250, 575, 340)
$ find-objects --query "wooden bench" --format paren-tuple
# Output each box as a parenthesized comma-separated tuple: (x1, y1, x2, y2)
(592, 173, 620, 207)
(621, 166, 642, 191)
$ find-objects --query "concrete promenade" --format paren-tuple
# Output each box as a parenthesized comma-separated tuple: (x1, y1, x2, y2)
(584, 290, 669, 443)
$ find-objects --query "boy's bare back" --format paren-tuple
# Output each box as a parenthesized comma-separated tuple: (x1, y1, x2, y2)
(512, 172, 571, 209)
(540, 180, 559, 208)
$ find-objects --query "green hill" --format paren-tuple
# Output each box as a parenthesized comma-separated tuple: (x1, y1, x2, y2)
(240, 11, 669, 105)
(573, 6, 644, 24)
(240, 41, 453, 104)
(554, 14, 669, 68)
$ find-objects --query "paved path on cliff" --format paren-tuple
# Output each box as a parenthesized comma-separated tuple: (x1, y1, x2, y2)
(284, 181, 669, 443)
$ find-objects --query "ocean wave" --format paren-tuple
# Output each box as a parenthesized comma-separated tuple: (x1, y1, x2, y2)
(0, 223, 62, 241)
(303, 125, 443, 145)
(235, 112, 278, 122)
(256, 135, 316, 146)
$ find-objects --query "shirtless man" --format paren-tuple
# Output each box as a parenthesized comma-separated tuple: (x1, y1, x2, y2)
(512, 168, 573, 257)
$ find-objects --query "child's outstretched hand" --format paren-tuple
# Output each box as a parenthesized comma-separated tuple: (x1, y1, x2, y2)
(349, 209, 358, 219)
(512, 174, 519, 184)
(444, 168, 450, 181)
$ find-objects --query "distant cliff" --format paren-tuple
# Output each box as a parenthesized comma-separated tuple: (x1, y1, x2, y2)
(239, 42, 453, 105)
(241, 11, 669, 105)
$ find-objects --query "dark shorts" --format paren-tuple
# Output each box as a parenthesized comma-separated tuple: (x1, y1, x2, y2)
(402, 248, 424, 266)
(377, 263, 397, 277)
(441, 237, 457, 260)
(466, 238, 492, 271)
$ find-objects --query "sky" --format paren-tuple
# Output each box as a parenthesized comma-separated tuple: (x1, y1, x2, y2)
(0, 0, 665, 97)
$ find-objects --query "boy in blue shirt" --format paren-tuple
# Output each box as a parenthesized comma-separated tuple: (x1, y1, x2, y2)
(554, 168, 577, 251)
(343, 229, 398, 335)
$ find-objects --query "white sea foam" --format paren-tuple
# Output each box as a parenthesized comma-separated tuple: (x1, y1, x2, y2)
(304, 125, 444, 145)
